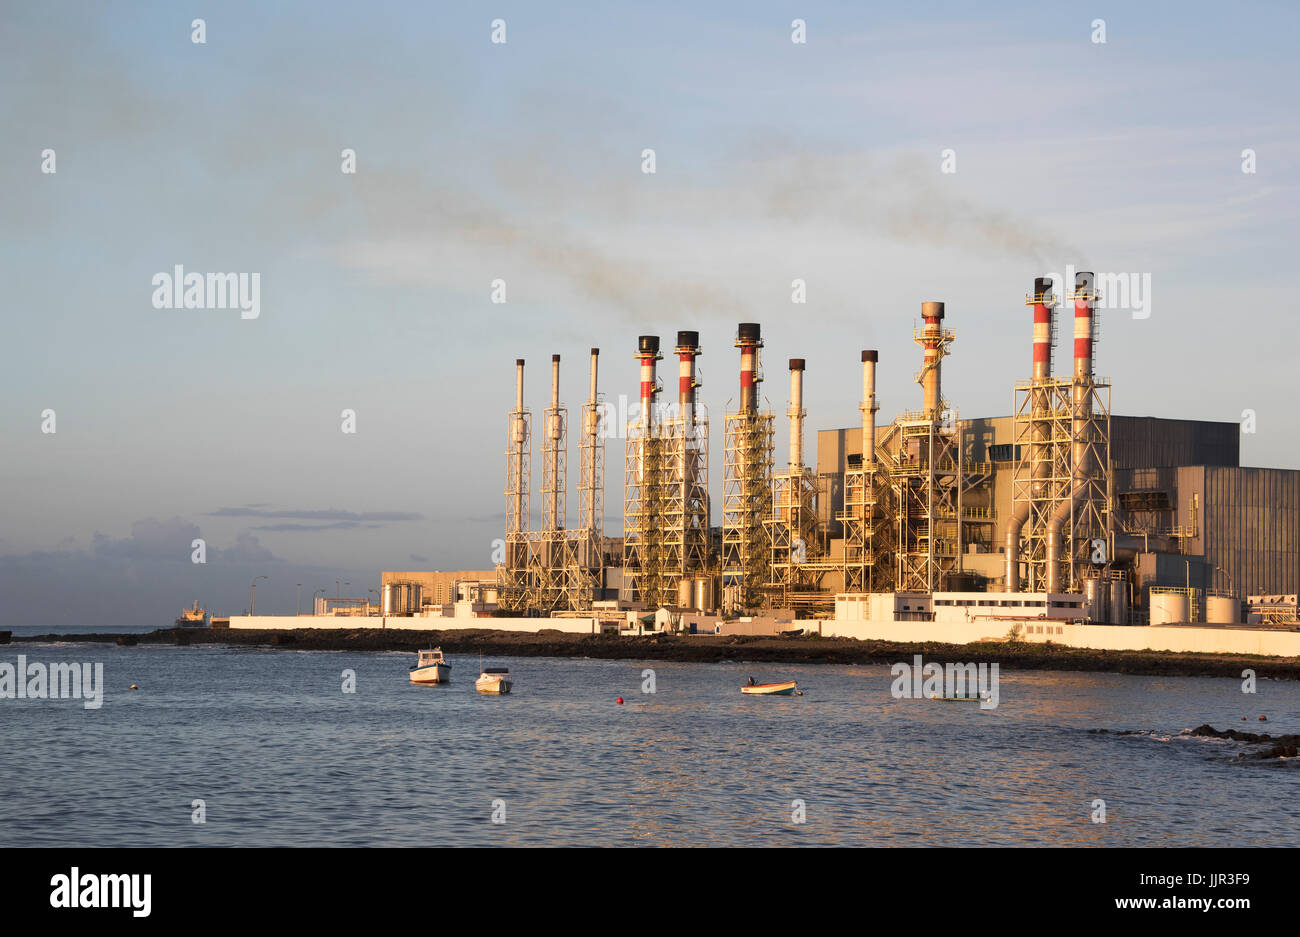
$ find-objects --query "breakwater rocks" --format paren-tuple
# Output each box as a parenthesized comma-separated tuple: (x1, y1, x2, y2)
(1190, 724, 1300, 759)
(13, 627, 1300, 680)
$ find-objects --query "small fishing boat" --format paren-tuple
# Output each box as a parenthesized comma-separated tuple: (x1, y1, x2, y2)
(741, 679, 799, 696)
(476, 667, 512, 695)
(927, 692, 985, 702)
(410, 648, 451, 684)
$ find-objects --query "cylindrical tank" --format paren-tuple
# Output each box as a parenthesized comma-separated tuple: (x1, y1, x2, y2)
(1149, 591, 1188, 625)
(410, 583, 423, 613)
(693, 577, 711, 613)
(1109, 580, 1129, 625)
(1084, 578, 1104, 621)
(677, 578, 693, 609)
(381, 583, 393, 615)
(1206, 595, 1240, 625)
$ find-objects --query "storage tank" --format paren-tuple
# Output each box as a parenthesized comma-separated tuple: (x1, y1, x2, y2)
(381, 583, 393, 615)
(1109, 579, 1129, 625)
(1149, 590, 1189, 625)
(693, 577, 712, 613)
(1206, 595, 1240, 625)
(409, 583, 423, 614)
(677, 578, 693, 609)
(1084, 578, 1105, 621)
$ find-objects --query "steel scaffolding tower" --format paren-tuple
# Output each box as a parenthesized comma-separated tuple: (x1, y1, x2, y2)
(623, 336, 666, 606)
(498, 359, 533, 612)
(722, 409, 774, 609)
(575, 348, 604, 609)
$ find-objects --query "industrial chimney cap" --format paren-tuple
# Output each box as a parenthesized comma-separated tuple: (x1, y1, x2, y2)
(676, 330, 700, 348)
(862, 350, 878, 362)
(591, 347, 599, 356)
(1076, 271, 1095, 287)
(737, 322, 761, 342)
(921, 301, 945, 319)
(1033, 276, 1054, 296)
(637, 335, 660, 354)
(515, 358, 525, 366)
(552, 353, 560, 362)
(789, 358, 806, 371)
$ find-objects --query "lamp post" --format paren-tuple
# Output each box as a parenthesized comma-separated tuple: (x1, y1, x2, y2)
(336, 579, 341, 598)
(1215, 565, 1236, 597)
(250, 576, 268, 616)
(297, 583, 303, 616)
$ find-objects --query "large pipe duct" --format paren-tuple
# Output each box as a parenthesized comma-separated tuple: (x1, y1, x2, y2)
(918, 302, 945, 418)
(635, 335, 661, 431)
(787, 359, 806, 470)
(1006, 277, 1056, 591)
(736, 323, 762, 413)
(861, 350, 878, 467)
(1046, 271, 1096, 594)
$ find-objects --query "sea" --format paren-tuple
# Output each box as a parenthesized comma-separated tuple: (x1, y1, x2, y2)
(2, 626, 1297, 847)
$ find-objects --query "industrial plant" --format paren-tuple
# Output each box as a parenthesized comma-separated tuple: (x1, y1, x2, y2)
(490, 271, 1300, 636)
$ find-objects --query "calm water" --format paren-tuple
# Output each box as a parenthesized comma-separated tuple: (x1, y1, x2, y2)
(2, 635, 1297, 846)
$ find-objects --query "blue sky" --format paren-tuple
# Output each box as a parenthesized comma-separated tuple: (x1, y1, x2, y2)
(2, 1, 1297, 623)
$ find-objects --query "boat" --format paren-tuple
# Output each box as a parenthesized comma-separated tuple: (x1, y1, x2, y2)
(741, 679, 799, 696)
(475, 667, 513, 694)
(410, 647, 452, 684)
(927, 693, 986, 702)
(175, 601, 209, 629)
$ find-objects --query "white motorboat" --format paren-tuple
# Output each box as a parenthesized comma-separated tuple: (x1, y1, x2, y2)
(475, 667, 512, 694)
(410, 648, 451, 684)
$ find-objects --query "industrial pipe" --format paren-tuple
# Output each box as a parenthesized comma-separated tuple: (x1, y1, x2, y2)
(788, 359, 806, 470)
(546, 354, 562, 531)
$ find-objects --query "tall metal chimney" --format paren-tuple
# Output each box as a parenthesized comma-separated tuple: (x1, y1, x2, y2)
(736, 323, 762, 413)
(1046, 271, 1097, 594)
(1007, 277, 1056, 591)
(919, 302, 945, 417)
(787, 358, 806, 470)
(581, 348, 601, 539)
(635, 335, 661, 431)
(675, 330, 701, 426)
(860, 350, 878, 466)
(546, 354, 562, 532)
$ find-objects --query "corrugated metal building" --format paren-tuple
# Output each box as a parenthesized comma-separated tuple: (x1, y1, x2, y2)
(816, 416, 1299, 601)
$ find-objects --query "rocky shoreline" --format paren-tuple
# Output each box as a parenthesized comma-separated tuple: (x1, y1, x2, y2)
(13, 626, 1300, 680)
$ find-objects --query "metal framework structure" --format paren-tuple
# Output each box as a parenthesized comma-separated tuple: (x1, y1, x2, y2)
(721, 409, 774, 609)
(659, 409, 710, 604)
(1011, 284, 1113, 594)
(497, 360, 532, 612)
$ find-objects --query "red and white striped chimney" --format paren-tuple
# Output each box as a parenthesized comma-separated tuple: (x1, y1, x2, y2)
(736, 323, 762, 414)
(635, 335, 661, 432)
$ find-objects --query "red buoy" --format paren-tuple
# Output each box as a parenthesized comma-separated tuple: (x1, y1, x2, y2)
(616, 697, 624, 705)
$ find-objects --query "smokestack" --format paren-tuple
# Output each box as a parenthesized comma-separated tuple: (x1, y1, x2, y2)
(788, 359, 806, 470)
(1046, 271, 1098, 594)
(546, 354, 562, 532)
(736, 323, 762, 413)
(919, 302, 945, 417)
(635, 335, 661, 431)
(675, 330, 701, 424)
(583, 349, 600, 537)
(514, 359, 525, 418)
(861, 350, 878, 466)
(1007, 278, 1056, 592)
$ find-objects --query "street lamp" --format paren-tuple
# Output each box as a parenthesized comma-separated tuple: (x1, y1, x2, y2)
(1214, 565, 1236, 597)
(250, 576, 268, 616)
(297, 583, 303, 616)
(336, 579, 341, 598)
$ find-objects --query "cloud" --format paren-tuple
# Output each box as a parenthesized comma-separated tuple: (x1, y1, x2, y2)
(409, 554, 430, 564)
(209, 507, 423, 523)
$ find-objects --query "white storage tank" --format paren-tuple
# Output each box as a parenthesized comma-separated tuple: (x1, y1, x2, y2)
(1084, 579, 1105, 621)
(1206, 595, 1240, 625)
(1149, 590, 1190, 625)
(1109, 579, 1129, 625)
(677, 578, 694, 609)
(693, 577, 712, 612)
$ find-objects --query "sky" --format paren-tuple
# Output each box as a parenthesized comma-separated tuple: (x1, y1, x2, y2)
(1, 1, 1297, 625)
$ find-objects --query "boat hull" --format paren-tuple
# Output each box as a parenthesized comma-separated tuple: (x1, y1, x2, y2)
(475, 677, 512, 694)
(410, 663, 451, 684)
(741, 681, 798, 696)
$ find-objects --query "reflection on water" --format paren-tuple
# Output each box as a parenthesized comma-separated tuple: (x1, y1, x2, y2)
(1, 643, 1296, 846)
